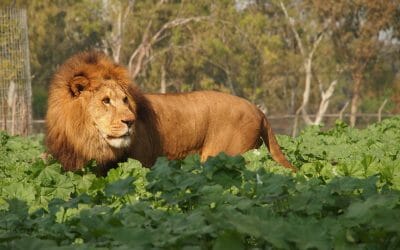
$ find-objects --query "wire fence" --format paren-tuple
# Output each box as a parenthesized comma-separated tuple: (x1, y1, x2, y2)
(0, 7, 32, 135)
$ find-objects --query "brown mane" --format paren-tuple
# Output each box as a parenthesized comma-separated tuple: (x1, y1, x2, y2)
(46, 51, 151, 173)
(46, 51, 297, 174)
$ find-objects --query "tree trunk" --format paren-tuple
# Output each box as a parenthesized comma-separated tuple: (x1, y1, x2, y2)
(300, 57, 313, 125)
(103, 1, 133, 63)
(350, 70, 363, 127)
(160, 64, 167, 93)
(314, 80, 337, 124)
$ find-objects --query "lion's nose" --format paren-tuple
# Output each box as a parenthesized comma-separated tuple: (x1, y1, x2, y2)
(122, 118, 134, 127)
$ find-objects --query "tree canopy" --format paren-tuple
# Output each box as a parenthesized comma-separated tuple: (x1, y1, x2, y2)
(1, 0, 399, 130)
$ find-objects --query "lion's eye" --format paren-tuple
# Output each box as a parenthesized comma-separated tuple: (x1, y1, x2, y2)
(102, 97, 110, 105)
(123, 96, 129, 104)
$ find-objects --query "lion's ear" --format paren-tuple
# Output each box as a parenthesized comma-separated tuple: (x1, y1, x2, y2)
(70, 76, 89, 96)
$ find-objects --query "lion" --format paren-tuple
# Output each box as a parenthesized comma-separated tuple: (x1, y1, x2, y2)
(45, 51, 297, 175)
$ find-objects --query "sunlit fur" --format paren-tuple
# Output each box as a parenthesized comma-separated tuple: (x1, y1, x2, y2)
(45, 51, 142, 172)
(46, 51, 297, 175)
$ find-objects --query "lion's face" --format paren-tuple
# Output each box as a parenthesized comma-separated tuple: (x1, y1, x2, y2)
(46, 51, 145, 172)
(85, 81, 136, 149)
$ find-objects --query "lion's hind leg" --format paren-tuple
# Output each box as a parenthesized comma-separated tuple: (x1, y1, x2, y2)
(200, 130, 261, 162)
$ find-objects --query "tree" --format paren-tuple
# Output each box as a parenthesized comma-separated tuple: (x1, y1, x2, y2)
(312, 0, 399, 126)
(101, 0, 134, 63)
(3, 0, 399, 124)
(273, 0, 340, 136)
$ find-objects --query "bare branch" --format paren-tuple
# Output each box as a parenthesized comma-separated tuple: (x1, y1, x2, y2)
(128, 20, 154, 78)
(151, 17, 209, 45)
(128, 16, 209, 80)
(309, 33, 324, 60)
(280, 1, 305, 56)
(281, 0, 327, 128)
(339, 101, 349, 121)
(103, 0, 135, 63)
(378, 99, 388, 122)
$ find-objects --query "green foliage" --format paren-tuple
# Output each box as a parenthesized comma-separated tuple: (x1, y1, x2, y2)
(1, 118, 400, 248)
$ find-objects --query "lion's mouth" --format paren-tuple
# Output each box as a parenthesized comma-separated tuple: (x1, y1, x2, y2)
(106, 132, 130, 140)
(101, 128, 134, 149)
(105, 134, 132, 149)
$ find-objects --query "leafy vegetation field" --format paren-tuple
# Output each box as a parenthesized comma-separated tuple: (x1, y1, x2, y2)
(1, 118, 400, 249)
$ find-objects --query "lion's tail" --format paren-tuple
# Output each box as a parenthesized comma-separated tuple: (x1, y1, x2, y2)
(261, 116, 297, 172)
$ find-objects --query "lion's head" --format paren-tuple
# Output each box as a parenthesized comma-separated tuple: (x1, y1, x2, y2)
(46, 51, 143, 172)
(86, 81, 135, 148)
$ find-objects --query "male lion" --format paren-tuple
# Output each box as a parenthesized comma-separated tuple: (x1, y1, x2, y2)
(46, 51, 297, 175)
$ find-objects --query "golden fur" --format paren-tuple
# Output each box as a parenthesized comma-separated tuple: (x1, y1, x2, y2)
(46, 51, 297, 174)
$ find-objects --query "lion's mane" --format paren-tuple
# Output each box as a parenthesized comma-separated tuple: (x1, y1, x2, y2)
(45, 51, 148, 172)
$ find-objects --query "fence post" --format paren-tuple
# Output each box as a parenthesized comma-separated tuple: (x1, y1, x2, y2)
(0, 7, 32, 135)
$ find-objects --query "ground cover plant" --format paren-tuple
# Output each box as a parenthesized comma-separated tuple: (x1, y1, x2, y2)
(0, 117, 400, 249)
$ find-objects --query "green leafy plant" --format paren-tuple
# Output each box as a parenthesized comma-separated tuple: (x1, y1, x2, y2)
(0, 118, 400, 249)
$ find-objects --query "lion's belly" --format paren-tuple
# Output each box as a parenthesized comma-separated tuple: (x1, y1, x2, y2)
(158, 115, 208, 160)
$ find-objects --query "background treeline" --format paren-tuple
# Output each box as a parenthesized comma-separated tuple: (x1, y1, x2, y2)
(2, 0, 400, 128)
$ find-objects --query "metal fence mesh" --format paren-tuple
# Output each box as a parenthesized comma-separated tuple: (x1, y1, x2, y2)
(0, 8, 32, 135)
